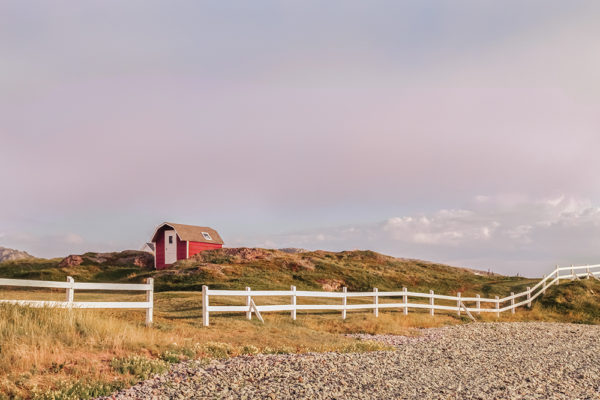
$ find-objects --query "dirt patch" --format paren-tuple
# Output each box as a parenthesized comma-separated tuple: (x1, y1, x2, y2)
(316, 279, 345, 291)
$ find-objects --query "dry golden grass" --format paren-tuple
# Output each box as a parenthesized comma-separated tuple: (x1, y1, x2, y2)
(1, 281, 597, 399)
(0, 289, 456, 399)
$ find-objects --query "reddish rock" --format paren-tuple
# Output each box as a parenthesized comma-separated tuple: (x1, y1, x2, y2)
(132, 254, 153, 268)
(59, 255, 84, 268)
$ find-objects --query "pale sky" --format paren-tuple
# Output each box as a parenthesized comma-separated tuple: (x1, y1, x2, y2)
(2, 1, 600, 276)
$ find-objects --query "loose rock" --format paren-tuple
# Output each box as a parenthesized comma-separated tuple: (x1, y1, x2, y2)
(99, 322, 600, 399)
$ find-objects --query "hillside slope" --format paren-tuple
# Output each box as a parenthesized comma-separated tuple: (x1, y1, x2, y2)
(0, 247, 535, 297)
(539, 279, 600, 323)
(161, 248, 533, 296)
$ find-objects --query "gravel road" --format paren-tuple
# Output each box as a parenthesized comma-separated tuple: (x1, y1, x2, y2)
(103, 322, 600, 399)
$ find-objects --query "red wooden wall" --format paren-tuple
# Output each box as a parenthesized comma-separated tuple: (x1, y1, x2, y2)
(177, 237, 187, 260)
(155, 230, 166, 269)
(189, 241, 222, 258)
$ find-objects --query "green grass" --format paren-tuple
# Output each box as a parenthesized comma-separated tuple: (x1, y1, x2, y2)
(539, 278, 600, 323)
(0, 248, 538, 298)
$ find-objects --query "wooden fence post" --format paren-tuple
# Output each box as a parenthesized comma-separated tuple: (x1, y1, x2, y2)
(373, 288, 379, 317)
(342, 287, 347, 320)
(476, 294, 481, 315)
(587, 266, 591, 279)
(555, 266, 559, 286)
(527, 287, 531, 308)
(510, 292, 515, 314)
(456, 292, 461, 316)
(571, 265, 575, 281)
(542, 275, 547, 294)
(66, 276, 74, 304)
(495, 295, 499, 318)
(145, 278, 153, 327)
(291, 285, 297, 321)
(402, 287, 408, 315)
(246, 287, 252, 320)
(202, 285, 209, 327)
(429, 290, 434, 316)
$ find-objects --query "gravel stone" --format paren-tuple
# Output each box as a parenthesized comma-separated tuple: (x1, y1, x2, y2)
(99, 322, 600, 399)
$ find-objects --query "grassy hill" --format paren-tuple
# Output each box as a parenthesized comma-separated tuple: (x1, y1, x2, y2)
(539, 279, 600, 323)
(0, 247, 535, 298)
(2, 248, 599, 399)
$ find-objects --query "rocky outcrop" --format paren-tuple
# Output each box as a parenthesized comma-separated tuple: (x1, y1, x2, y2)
(58, 255, 84, 268)
(278, 248, 309, 254)
(0, 246, 35, 262)
(114, 251, 154, 268)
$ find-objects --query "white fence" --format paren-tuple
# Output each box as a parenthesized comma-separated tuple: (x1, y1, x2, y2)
(0, 276, 154, 326)
(201, 264, 600, 326)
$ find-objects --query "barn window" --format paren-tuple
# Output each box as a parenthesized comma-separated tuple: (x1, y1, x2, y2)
(168, 236, 173, 244)
(202, 232, 212, 241)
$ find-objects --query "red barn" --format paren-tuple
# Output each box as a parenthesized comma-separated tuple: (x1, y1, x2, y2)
(151, 222, 224, 269)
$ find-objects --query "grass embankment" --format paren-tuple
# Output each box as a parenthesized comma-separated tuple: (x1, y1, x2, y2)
(0, 248, 534, 296)
(1, 248, 598, 399)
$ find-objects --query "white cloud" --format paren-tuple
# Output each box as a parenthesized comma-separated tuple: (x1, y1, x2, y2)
(235, 195, 600, 277)
(383, 209, 498, 246)
(506, 225, 533, 242)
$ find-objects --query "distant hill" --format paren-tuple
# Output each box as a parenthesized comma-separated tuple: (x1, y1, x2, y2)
(0, 246, 34, 262)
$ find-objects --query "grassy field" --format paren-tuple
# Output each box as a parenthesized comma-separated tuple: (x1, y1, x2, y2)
(1, 249, 599, 399)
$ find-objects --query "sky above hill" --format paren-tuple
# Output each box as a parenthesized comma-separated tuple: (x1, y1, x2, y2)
(2, 1, 600, 276)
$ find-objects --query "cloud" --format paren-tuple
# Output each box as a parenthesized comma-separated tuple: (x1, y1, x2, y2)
(1, 2, 600, 273)
(234, 195, 600, 277)
(382, 210, 499, 246)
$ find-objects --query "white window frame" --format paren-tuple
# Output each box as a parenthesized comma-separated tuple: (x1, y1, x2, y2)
(201, 232, 212, 241)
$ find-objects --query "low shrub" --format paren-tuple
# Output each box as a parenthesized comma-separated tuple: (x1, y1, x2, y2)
(31, 380, 124, 400)
(110, 355, 168, 380)
(241, 344, 259, 355)
(202, 342, 235, 359)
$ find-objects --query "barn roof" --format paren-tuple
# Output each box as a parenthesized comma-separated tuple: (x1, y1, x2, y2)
(152, 222, 224, 245)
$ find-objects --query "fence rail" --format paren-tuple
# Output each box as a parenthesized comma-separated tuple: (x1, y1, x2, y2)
(201, 264, 600, 326)
(0, 276, 154, 326)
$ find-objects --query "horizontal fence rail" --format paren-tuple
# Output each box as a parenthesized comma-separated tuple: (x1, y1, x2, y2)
(0, 276, 154, 326)
(201, 264, 600, 326)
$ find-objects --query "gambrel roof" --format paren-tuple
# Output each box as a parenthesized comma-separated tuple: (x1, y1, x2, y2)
(151, 222, 224, 245)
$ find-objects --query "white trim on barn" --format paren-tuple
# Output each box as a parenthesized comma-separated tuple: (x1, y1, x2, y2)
(151, 223, 182, 242)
